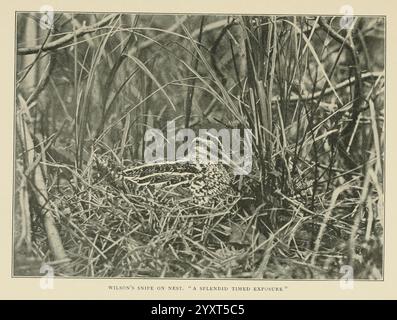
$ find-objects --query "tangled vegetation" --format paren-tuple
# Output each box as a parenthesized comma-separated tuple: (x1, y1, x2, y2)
(15, 14, 384, 279)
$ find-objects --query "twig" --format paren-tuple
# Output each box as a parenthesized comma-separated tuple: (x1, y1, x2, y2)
(17, 14, 119, 55)
(318, 18, 353, 51)
(16, 109, 71, 272)
(16, 171, 32, 253)
(279, 71, 382, 103)
(17, 28, 52, 86)
(26, 53, 56, 105)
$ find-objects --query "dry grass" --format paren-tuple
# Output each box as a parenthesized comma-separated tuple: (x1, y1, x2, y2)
(14, 14, 384, 279)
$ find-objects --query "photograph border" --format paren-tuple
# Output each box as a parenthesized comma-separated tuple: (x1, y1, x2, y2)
(0, 0, 397, 299)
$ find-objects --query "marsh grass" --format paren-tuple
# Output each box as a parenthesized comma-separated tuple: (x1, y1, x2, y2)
(15, 14, 384, 278)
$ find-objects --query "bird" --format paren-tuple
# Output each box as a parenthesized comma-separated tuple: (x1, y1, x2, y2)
(92, 137, 239, 210)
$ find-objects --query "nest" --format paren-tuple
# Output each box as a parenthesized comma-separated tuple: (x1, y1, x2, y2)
(42, 154, 243, 277)
(28, 155, 383, 279)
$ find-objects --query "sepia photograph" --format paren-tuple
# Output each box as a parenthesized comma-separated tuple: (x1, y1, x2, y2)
(13, 11, 385, 280)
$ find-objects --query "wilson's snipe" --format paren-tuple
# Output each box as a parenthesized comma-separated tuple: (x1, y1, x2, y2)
(93, 139, 239, 209)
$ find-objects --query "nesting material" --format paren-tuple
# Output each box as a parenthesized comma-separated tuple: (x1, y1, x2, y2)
(47, 153, 241, 277)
